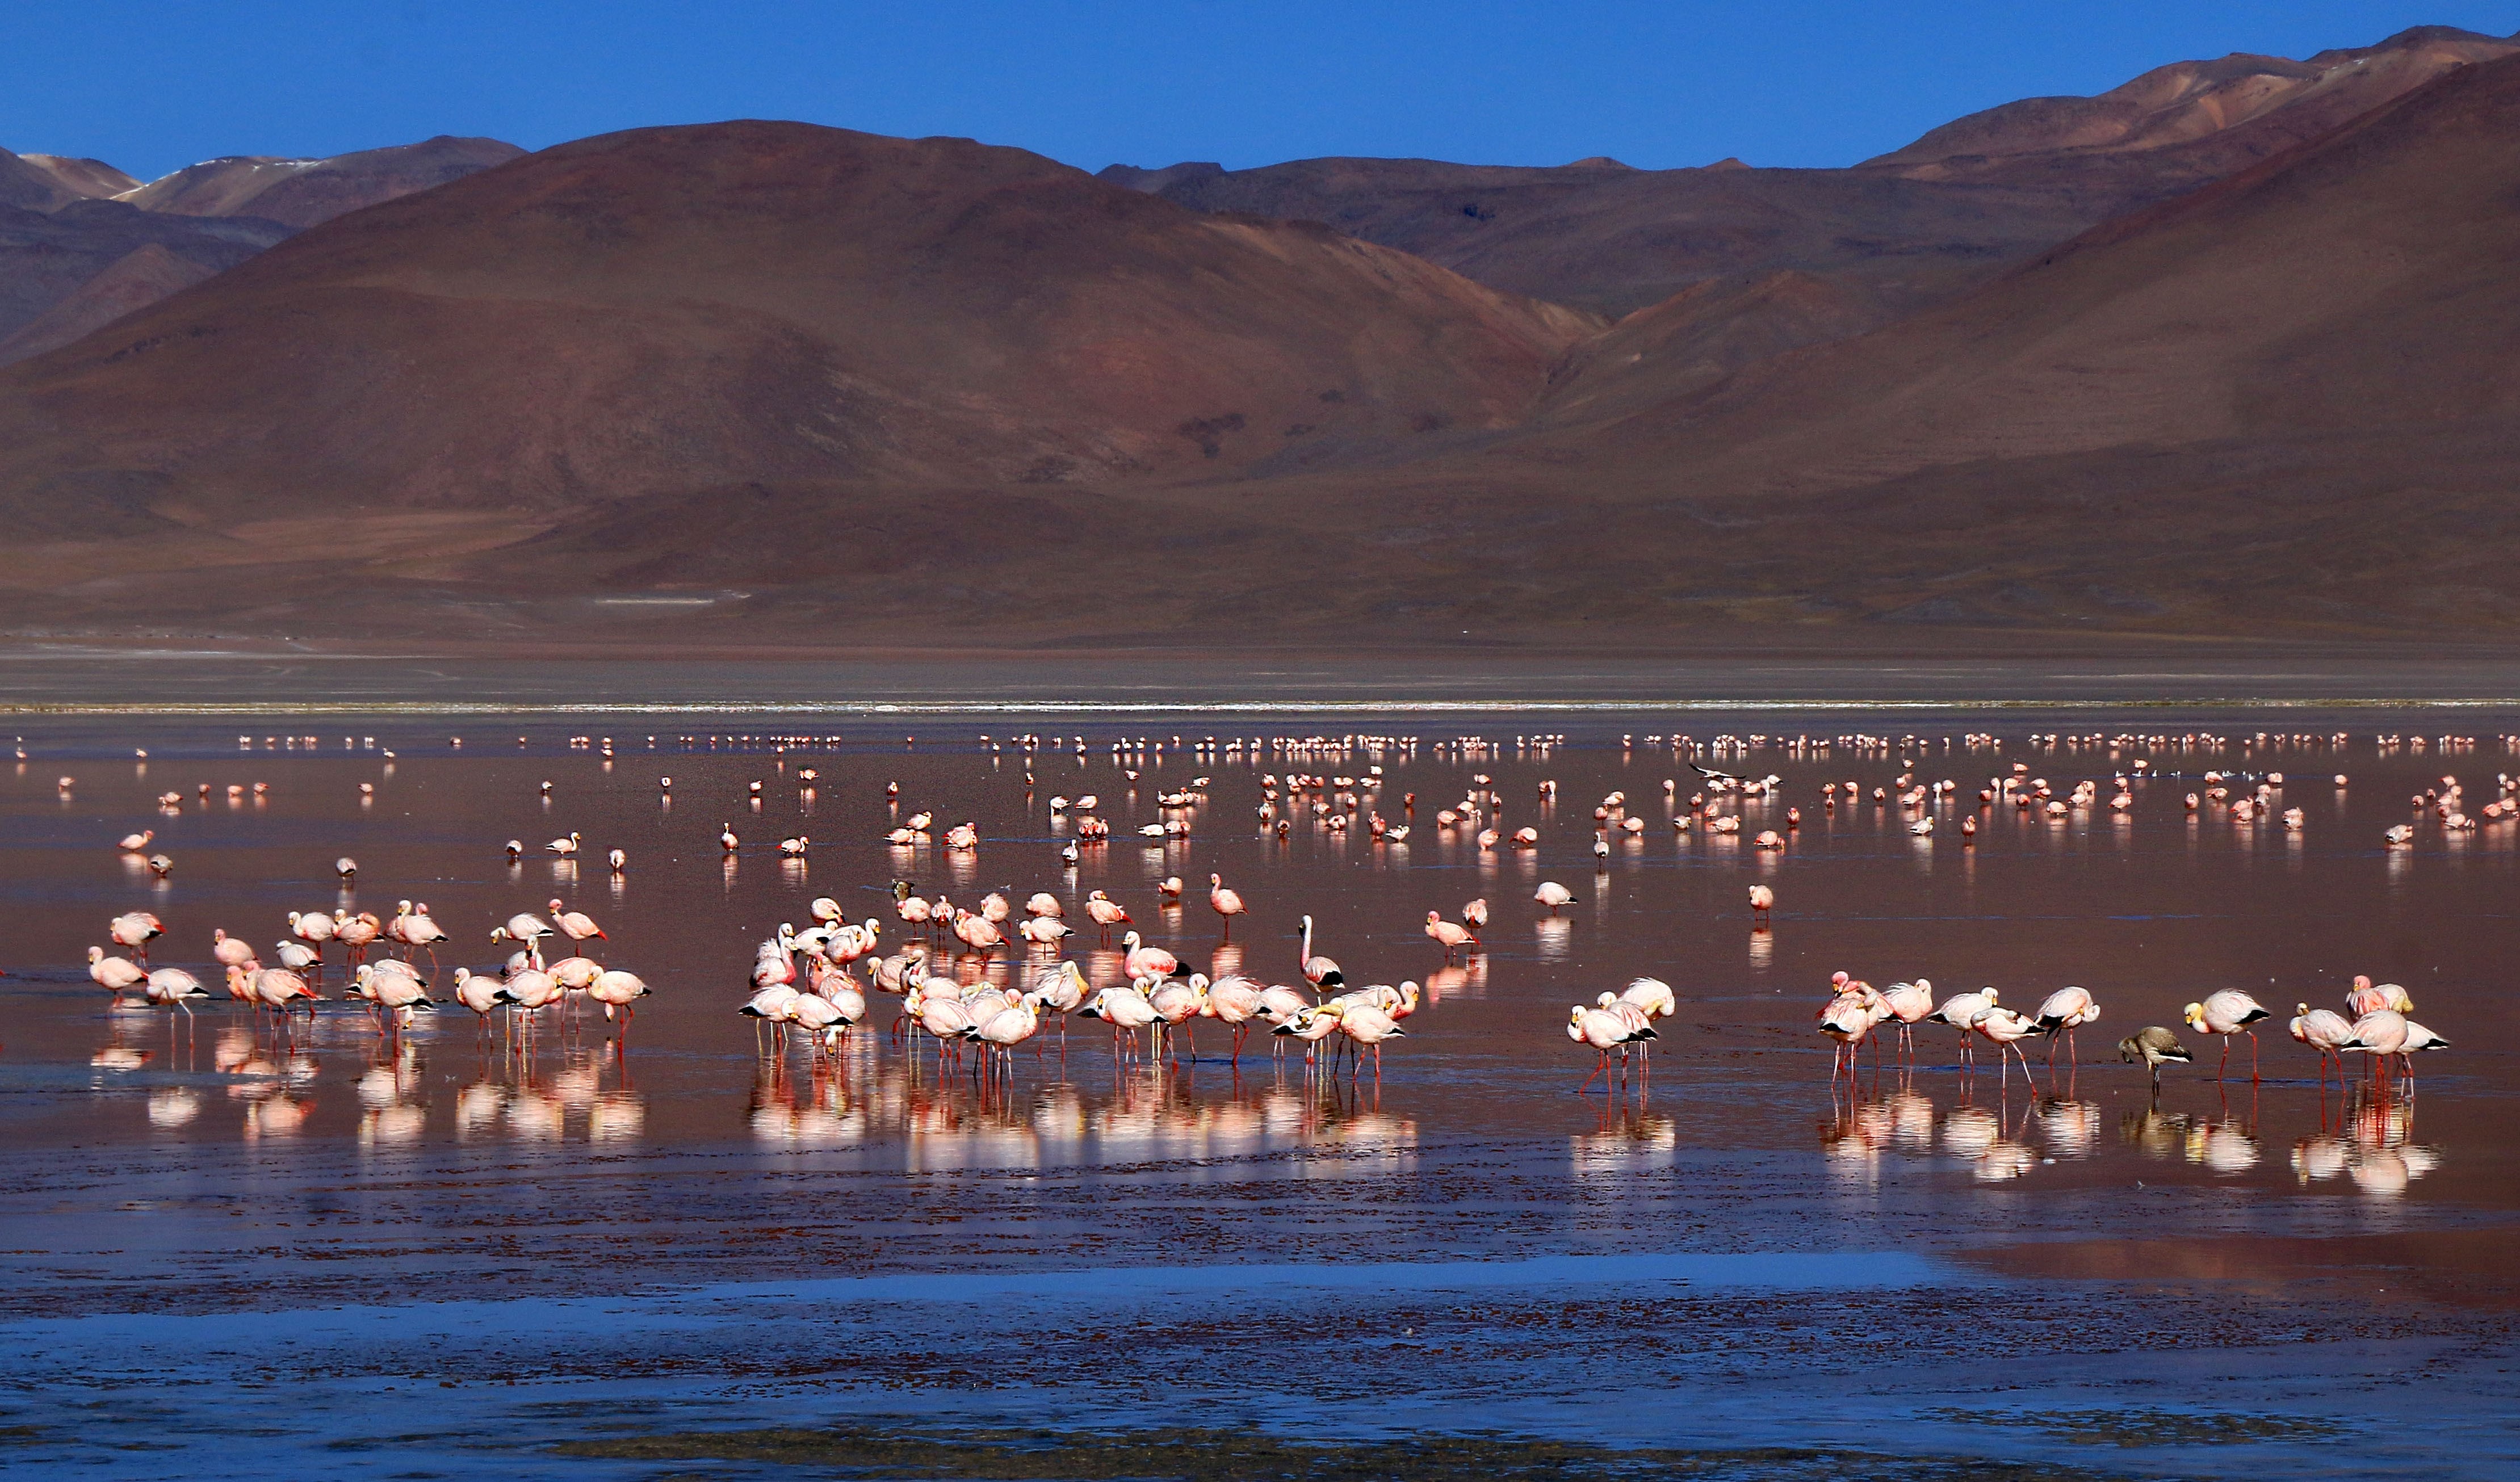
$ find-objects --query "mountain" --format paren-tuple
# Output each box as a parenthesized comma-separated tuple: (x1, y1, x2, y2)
(1864, 25, 2516, 190)
(0, 199, 286, 352)
(0, 243, 221, 364)
(1111, 154, 2096, 319)
(0, 121, 1596, 539)
(5, 35, 2519, 648)
(1431, 44, 2520, 635)
(115, 135, 526, 228)
(1108, 28, 2515, 355)
(14, 153, 140, 202)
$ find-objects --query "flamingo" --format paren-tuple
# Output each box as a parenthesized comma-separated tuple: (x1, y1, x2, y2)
(1080, 981, 1160, 1061)
(110, 911, 163, 965)
(972, 993, 1043, 1073)
(1818, 988, 1884, 1081)
(1618, 977, 1676, 1021)
(1025, 892, 1064, 919)
(118, 829, 154, 853)
(1568, 1004, 1650, 1091)
(492, 914, 554, 964)
(1329, 1000, 1403, 1078)
(1424, 911, 1477, 960)
(211, 929, 258, 971)
(1927, 986, 1997, 1068)
(1020, 915, 1074, 946)
(1461, 898, 1488, 933)
(1877, 979, 1934, 1059)
(334, 912, 382, 966)
(1024, 960, 1085, 1049)
(1209, 874, 1247, 939)
(547, 899, 606, 944)
(451, 968, 506, 1035)
(2291, 1002, 2357, 1080)
(1272, 1002, 1343, 1065)
(1205, 973, 1267, 1061)
(142, 967, 208, 1015)
(241, 964, 318, 1018)
(89, 946, 147, 1000)
(1085, 891, 1131, 942)
(1748, 884, 1775, 921)
(1122, 930, 1180, 983)
(2399, 1019, 2450, 1075)
(1297, 914, 1343, 994)
(911, 989, 980, 1065)
(953, 910, 1006, 957)
(547, 832, 581, 855)
(1149, 975, 1207, 1060)
(2345, 975, 2415, 1016)
(2031, 986, 2100, 1067)
(1534, 881, 1575, 913)
(2184, 990, 2273, 1081)
(741, 983, 803, 1048)
(1972, 1006, 2040, 1086)
(399, 902, 448, 970)
(2340, 1009, 2412, 1080)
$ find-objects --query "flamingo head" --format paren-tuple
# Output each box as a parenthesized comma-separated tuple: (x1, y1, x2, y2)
(2182, 1001, 2204, 1028)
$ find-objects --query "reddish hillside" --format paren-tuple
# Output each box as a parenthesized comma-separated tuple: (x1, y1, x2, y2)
(1864, 25, 2517, 191)
(0, 121, 1598, 531)
(116, 136, 526, 227)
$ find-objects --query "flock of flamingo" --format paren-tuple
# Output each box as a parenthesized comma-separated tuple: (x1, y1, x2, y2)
(66, 725, 2469, 1109)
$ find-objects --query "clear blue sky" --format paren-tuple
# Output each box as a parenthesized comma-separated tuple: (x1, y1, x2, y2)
(5, 2, 2513, 181)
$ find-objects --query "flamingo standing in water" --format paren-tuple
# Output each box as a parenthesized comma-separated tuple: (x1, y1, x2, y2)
(1927, 986, 1996, 1069)
(110, 912, 163, 966)
(1085, 891, 1130, 942)
(2290, 1002, 2356, 1081)
(1205, 974, 1267, 1061)
(1297, 914, 1343, 996)
(89, 946, 147, 1001)
(1568, 1004, 1650, 1091)
(399, 902, 449, 971)
(1748, 884, 1775, 921)
(1329, 1000, 1403, 1078)
(1534, 881, 1575, 913)
(548, 899, 606, 946)
(2339, 1009, 2413, 1081)
(1209, 874, 1246, 939)
(1876, 979, 1934, 1060)
(2031, 986, 2100, 1067)
(2184, 990, 2272, 1081)
(211, 929, 259, 973)
(1121, 930, 1179, 983)
(1424, 911, 1477, 960)
(1972, 1006, 2040, 1086)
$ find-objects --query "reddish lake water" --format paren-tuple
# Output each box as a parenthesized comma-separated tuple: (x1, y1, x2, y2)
(1, 705, 2514, 1479)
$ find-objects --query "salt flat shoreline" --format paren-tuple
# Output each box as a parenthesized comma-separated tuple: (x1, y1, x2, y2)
(12, 643, 2520, 711)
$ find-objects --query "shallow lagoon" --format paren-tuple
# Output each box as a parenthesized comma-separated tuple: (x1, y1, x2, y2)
(1, 704, 2514, 1479)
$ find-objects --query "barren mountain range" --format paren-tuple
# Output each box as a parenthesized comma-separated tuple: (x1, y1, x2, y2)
(1, 25, 2515, 651)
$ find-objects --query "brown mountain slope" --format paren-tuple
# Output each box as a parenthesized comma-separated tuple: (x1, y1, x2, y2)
(1340, 45, 2520, 637)
(1865, 25, 2515, 188)
(15, 153, 141, 201)
(0, 199, 286, 347)
(116, 135, 526, 228)
(0, 121, 1598, 532)
(1127, 154, 2095, 318)
(1574, 47, 2520, 495)
(0, 243, 219, 365)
